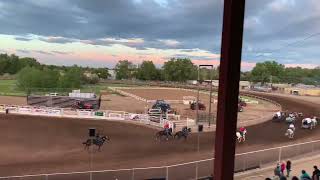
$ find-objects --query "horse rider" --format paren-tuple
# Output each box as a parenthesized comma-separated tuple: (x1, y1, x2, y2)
(164, 122, 170, 136)
(289, 113, 295, 119)
(95, 133, 101, 142)
(239, 126, 247, 137)
(182, 126, 188, 134)
(289, 123, 295, 132)
(276, 111, 281, 118)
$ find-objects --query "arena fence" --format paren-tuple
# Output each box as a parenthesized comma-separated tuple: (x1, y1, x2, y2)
(0, 104, 176, 131)
(1, 139, 320, 180)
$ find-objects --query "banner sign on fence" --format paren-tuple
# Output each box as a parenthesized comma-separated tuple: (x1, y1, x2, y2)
(18, 107, 32, 113)
(77, 110, 92, 116)
(48, 109, 62, 116)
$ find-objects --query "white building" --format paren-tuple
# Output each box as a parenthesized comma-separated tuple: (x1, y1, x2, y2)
(108, 69, 116, 80)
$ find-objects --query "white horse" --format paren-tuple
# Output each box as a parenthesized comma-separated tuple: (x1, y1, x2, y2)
(285, 128, 294, 139)
(236, 130, 247, 143)
(310, 117, 318, 129)
(289, 123, 295, 132)
(302, 117, 317, 129)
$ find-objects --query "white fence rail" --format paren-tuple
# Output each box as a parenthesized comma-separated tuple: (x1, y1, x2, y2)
(1, 139, 319, 180)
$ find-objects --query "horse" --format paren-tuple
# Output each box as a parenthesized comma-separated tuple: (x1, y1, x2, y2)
(273, 112, 285, 122)
(174, 127, 191, 140)
(310, 117, 318, 129)
(301, 117, 318, 130)
(155, 128, 173, 141)
(285, 128, 294, 139)
(236, 130, 247, 143)
(83, 135, 110, 151)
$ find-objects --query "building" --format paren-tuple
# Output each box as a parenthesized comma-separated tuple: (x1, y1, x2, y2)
(108, 69, 116, 80)
(284, 84, 320, 96)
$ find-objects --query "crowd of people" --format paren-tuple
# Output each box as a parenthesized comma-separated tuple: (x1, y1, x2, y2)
(265, 161, 320, 180)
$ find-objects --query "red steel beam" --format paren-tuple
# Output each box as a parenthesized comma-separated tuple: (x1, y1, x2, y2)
(214, 0, 246, 180)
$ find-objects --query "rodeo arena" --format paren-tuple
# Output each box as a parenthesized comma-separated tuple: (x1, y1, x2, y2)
(0, 82, 320, 180)
(1, 2, 320, 180)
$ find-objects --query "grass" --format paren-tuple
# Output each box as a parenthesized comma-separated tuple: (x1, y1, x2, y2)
(0, 80, 111, 97)
(0, 80, 26, 96)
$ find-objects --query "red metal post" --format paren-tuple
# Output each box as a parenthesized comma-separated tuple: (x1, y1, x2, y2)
(214, 0, 246, 180)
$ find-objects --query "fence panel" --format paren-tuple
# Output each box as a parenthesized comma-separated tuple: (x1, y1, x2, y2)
(280, 145, 301, 161)
(312, 141, 320, 152)
(132, 167, 166, 180)
(47, 173, 89, 180)
(0, 176, 45, 180)
(242, 153, 262, 171)
(197, 159, 214, 179)
(2, 140, 320, 180)
(92, 170, 132, 180)
(168, 163, 197, 180)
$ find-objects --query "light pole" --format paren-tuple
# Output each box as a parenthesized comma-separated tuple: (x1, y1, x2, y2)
(196, 66, 200, 153)
(196, 65, 214, 153)
(198, 65, 214, 127)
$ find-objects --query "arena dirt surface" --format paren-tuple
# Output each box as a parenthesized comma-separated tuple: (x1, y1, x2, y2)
(0, 96, 26, 105)
(119, 88, 278, 122)
(0, 92, 319, 179)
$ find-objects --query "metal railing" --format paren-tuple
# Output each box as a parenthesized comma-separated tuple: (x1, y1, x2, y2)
(1, 139, 320, 180)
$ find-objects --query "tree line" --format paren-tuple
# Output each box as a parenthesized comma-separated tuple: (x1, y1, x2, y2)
(115, 59, 219, 82)
(1, 53, 319, 91)
(114, 59, 320, 86)
(249, 61, 320, 85)
(0, 53, 111, 90)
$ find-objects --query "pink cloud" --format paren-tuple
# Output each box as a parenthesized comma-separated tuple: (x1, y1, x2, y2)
(284, 63, 318, 69)
(192, 59, 220, 66)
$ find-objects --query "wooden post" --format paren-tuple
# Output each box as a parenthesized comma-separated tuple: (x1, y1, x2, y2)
(213, 0, 246, 180)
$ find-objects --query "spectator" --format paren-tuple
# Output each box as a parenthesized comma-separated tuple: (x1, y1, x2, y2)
(274, 163, 282, 178)
(313, 166, 320, 180)
(291, 176, 298, 180)
(280, 176, 287, 180)
(300, 170, 311, 180)
(281, 161, 286, 176)
(286, 160, 292, 177)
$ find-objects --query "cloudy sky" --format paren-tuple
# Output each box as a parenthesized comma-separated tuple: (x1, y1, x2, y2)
(0, 0, 319, 70)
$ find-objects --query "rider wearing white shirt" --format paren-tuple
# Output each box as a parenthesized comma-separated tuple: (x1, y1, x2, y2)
(289, 123, 295, 131)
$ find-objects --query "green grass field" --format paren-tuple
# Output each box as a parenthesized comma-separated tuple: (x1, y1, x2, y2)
(0, 80, 26, 96)
(0, 80, 114, 96)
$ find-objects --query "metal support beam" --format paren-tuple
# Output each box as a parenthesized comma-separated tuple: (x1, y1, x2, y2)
(213, 0, 246, 180)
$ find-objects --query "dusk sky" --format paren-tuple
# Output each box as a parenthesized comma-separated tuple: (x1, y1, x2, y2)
(0, 0, 319, 70)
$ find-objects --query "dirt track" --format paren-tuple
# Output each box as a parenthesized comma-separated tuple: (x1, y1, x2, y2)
(0, 92, 319, 179)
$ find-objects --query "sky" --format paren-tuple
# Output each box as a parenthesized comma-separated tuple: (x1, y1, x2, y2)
(0, 0, 319, 71)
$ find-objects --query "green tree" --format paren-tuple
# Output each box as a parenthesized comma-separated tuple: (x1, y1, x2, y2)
(115, 60, 135, 80)
(93, 68, 110, 79)
(136, 61, 159, 80)
(16, 66, 59, 90)
(198, 67, 219, 81)
(250, 61, 285, 84)
(83, 73, 100, 84)
(16, 66, 41, 90)
(162, 58, 197, 82)
(59, 66, 82, 88)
